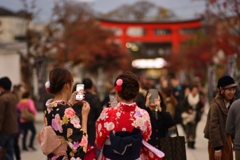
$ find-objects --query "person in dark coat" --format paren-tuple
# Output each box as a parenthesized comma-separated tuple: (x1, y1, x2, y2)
(14, 108, 21, 160)
(181, 85, 204, 149)
(0, 77, 18, 160)
(72, 78, 102, 146)
(135, 92, 146, 109)
(204, 75, 236, 160)
(144, 90, 176, 150)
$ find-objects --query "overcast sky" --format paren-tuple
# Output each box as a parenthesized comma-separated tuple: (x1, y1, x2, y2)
(0, 0, 206, 22)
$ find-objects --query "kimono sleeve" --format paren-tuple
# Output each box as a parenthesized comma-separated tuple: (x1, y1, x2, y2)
(141, 110, 152, 141)
(61, 107, 88, 157)
(95, 108, 113, 149)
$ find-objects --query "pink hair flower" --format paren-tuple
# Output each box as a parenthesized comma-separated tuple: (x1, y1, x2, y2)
(115, 79, 123, 92)
(116, 79, 123, 86)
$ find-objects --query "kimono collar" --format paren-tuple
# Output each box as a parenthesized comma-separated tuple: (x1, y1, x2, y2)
(118, 102, 137, 111)
(45, 98, 68, 108)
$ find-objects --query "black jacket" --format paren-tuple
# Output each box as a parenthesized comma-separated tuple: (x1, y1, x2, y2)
(145, 107, 175, 150)
(135, 93, 146, 109)
(73, 91, 102, 146)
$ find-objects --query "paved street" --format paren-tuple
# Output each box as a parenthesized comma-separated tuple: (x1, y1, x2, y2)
(19, 110, 231, 160)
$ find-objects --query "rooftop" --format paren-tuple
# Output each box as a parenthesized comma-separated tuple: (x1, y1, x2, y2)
(97, 17, 203, 24)
(0, 6, 31, 18)
(0, 7, 15, 16)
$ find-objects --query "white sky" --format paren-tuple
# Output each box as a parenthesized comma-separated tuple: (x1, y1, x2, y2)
(0, 0, 206, 22)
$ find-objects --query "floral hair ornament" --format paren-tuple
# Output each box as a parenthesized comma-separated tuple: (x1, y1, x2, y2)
(115, 79, 123, 92)
(45, 81, 50, 93)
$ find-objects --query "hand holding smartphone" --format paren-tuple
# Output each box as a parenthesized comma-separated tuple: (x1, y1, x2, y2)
(148, 89, 158, 103)
(76, 84, 84, 100)
(109, 93, 118, 107)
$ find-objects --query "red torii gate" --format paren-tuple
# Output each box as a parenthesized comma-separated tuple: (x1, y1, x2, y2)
(98, 18, 202, 53)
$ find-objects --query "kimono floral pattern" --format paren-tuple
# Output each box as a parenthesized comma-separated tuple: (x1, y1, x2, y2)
(95, 102, 152, 149)
(44, 99, 88, 160)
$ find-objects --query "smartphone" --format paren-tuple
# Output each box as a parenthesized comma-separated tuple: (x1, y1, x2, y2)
(76, 84, 84, 100)
(149, 89, 158, 103)
(109, 93, 118, 107)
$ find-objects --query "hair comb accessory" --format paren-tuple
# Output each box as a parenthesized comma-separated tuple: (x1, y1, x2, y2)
(45, 81, 50, 93)
(115, 79, 123, 92)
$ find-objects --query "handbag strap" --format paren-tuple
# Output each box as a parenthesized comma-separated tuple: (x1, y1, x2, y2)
(174, 125, 180, 137)
(165, 125, 179, 137)
(160, 110, 179, 137)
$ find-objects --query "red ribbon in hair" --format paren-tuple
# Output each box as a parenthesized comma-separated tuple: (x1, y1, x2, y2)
(115, 79, 123, 92)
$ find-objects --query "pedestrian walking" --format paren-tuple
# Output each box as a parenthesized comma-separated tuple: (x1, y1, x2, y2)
(43, 67, 90, 159)
(13, 108, 21, 160)
(181, 85, 204, 149)
(0, 77, 18, 160)
(12, 85, 22, 160)
(204, 75, 236, 160)
(17, 91, 37, 151)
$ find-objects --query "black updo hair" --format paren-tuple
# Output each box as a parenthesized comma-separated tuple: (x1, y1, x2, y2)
(114, 71, 139, 101)
(48, 68, 73, 94)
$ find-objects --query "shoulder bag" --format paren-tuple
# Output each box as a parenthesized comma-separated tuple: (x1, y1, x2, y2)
(159, 125, 187, 160)
(21, 106, 35, 122)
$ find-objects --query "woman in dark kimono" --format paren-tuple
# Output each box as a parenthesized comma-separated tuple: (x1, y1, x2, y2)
(43, 67, 90, 160)
(144, 91, 176, 150)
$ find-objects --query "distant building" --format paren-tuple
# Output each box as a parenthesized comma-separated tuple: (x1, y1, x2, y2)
(0, 42, 25, 85)
(0, 6, 48, 88)
(0, 7, 29, 42)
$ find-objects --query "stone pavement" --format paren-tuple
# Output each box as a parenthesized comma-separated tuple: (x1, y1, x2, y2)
(19, 111, 234, 160)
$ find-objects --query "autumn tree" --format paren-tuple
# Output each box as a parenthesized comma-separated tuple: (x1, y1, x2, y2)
(204, 0, 240, 55)
(167, 0, 240, 81)
(50, 0, 131, 73)
(99, 0, 175, 21)
(165, 28, 216, 81)
(19, 0, 61, 110)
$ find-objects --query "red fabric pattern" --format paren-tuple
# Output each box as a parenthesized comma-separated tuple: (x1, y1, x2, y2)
(95, 102, 152, 159)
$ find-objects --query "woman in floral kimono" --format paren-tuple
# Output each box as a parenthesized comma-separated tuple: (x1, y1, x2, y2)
(44, 67, 90, 160)
(95, 71, 153, 160)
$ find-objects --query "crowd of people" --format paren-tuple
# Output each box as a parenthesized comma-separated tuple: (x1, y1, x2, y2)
(0, 67, 239, 160)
